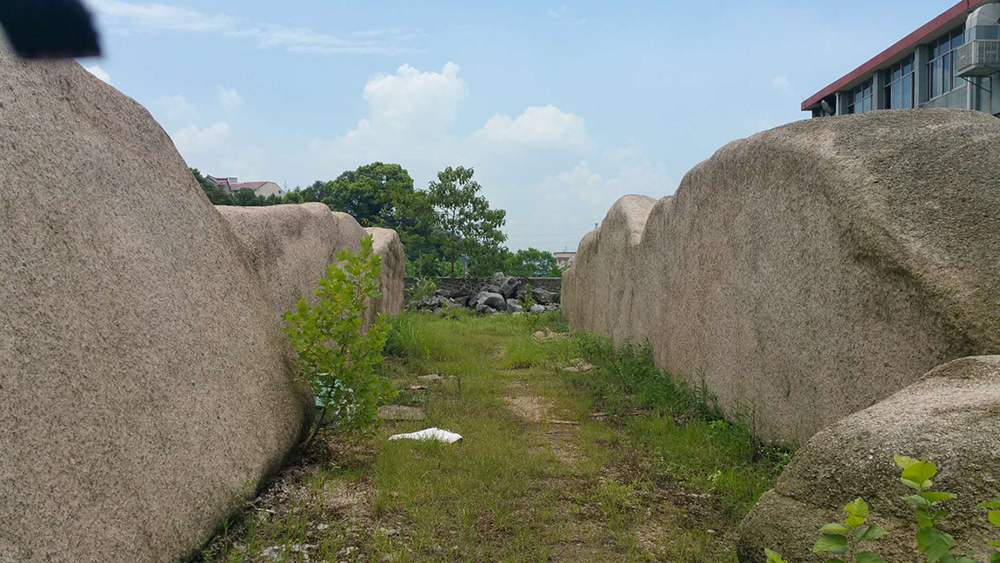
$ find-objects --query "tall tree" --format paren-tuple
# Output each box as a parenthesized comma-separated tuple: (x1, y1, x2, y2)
(427, 166, 507, 277)
(325, 163, 413, 227)
(325, 163, 441, 269)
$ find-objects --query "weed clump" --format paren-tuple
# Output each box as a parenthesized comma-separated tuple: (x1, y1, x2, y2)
(570, 330, 791, 516)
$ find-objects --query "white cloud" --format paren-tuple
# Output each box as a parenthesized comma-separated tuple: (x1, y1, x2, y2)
(84, 65, 111, 84)
(84, 0, 421, 55)
(155, 94, 197, 120)
(217, 87, 244, 110)
(772, 75, 791, 89)
(84, 0, 233, 32)
(171, 122, 230, 153)
(471, 105, 593, 150)
(362, 62, 466, 130)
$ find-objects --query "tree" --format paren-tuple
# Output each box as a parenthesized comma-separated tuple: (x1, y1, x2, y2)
(325, 163, 413, 228)
(282, 190, 302, 204)
(506, 248, 561, 277)
(282, 235, 393, 450)
(325, 163, 442, 270)
(300, 180, 330, 203)
(233, 189, 264, 206)
(190, 168, 234, 205)
(427, 166, 507, 277)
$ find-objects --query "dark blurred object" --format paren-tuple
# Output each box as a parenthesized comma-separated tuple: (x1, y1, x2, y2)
(0, 0, 101, 59)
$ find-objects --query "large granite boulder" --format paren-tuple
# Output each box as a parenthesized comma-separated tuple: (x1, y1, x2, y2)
(563, 110, 1000, 443)
(215, 206, 405, 325)
(365, 227, 405, 316)
(738, 356, 1000, 562)
(216, 203, 367, 316)
(0, 45, 311, 561)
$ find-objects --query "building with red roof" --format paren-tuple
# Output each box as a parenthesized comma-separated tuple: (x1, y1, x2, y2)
(804, 0, 1000, 118)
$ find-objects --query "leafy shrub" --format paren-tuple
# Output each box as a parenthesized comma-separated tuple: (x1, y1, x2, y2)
(768, 455, 1000, 563)
(405, 277, 438, 303)
(283, 235, 395, 449)
(520, 283, 536, 310)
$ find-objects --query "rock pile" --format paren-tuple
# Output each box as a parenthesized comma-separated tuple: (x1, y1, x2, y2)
(408, 273, 560, 314)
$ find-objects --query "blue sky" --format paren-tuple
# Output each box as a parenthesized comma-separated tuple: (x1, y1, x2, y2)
(77, 0, 956, 252)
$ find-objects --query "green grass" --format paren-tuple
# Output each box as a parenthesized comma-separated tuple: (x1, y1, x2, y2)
(196, 310, 790, 562)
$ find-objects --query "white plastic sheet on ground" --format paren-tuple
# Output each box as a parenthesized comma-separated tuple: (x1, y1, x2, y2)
(388, 427, 463, 443)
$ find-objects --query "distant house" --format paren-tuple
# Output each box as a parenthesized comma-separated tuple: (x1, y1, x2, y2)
(206, 175, 284, 198)
(554, 251, 576, 268)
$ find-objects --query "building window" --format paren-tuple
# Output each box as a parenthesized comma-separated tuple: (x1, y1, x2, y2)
(846, 79, 874, 114)
(927, 26, 965, 99)
(884, 56, 915, 109)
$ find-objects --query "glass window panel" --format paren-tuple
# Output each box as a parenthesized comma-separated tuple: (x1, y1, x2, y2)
(941, 35, 951, 52)
(892, 81, 901, 109)
(953, 29, 964, 47)
(903, 57, 912, 75)
(931, 42, 939, 59)
(932, 59, 943, 97)
(944, 53, 951, 91)
(894, 65, 902, 81)
(903, 75, 913, 109)
(864, 97, 871, 113)
(864, 83, 871, 98)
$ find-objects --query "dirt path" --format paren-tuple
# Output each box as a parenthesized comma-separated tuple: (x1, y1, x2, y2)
(197, 315, 747, 562)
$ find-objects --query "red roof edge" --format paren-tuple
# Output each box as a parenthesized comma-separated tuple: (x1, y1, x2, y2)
(801, 0, 982, 111)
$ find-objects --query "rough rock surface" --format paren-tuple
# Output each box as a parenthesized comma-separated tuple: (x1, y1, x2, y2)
(563, 110, 1000, 443)
(217, 203, 366, 316)
(738, 356, 1000, 562)
(0, 46, 311, 562)
(365, 227, 405, 316)
(216, 207, 404, 324)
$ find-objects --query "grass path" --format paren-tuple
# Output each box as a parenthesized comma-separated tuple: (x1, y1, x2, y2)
(198, 312, 787, 562)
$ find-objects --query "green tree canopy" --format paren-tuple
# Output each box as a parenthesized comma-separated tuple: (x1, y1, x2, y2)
(324, 163, 441, 270)
(505, 248, 561, 277)
(427, 166, 507, 277)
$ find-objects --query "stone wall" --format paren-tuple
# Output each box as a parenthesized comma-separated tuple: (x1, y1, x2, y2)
(0, 46, 403, 562)
(563, 110, 1000, 444)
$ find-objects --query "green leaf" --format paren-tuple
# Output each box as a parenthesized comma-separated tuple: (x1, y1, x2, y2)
(894, 454, 920, 469)
(979, 498, 1000, 509)
(764, 549, 787, 563)
(813, 534, 849, 555)
(903, 494, 933, 508)
(845, 516, 866, 528)
(844, 498, 870, 518)
(856, 552, 886, 563)
(819, 523, 851, 534)
(987, 540, 1000, 547)
(990, 554, 1000, 563)
(856, 525, 888, 541)
(990, 510, 1000, 527)
(917, 528, 956, 562)
(920, 491, 957, 503)
(901, 459, 937, 491)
